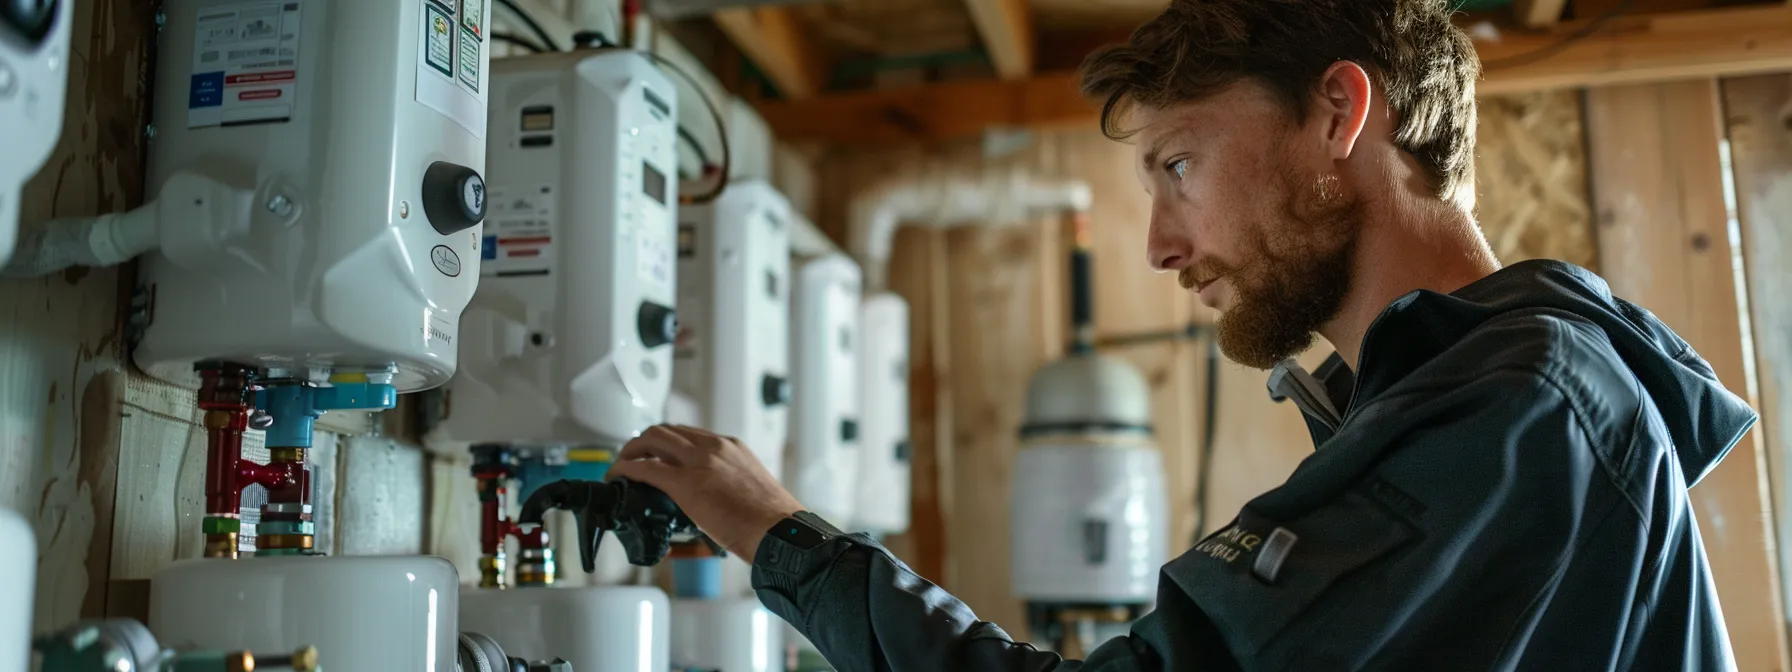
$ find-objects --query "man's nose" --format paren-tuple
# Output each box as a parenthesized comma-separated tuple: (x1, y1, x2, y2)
(1146, 214, 1193, 273)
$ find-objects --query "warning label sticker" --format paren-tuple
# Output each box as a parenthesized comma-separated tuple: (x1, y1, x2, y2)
(416, 0, 489, 138)
(187, 0, 302, 128)
(638, 221, 673, 288)
(482, 184, 556, 277)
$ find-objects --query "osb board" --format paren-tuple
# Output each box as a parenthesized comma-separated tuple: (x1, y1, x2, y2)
(790, 0, 979, 58)
(1721, 72, 1792, 650)
(1475, 90, 1599, 271)
(0, 0, 156, 626)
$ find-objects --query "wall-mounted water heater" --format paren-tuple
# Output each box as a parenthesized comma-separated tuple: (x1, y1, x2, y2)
(673, 179, 792, 474)
(134, 0, 490, 393)
(0, 0, 71, 263)
(788, 254, 862, 527)
(852, 293, 910, 536)
(440, 49, 680, 448)
(460, 584, 671, 672)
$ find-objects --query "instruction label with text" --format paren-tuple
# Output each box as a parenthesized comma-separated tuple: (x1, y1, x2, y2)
(188, 0, 303, 128)
(482, 184, 556, 277)
(416, 0, 490, 138)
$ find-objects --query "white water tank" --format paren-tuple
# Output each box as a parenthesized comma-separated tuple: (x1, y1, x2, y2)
(0, 0, 71, 263)
(0, 507, 32, 672)
(135, 0, 491, 391)
(673, 179, 793, 476)
(1011, 353, 1168, 606)
(671, 597, 784, 672)
(149, 556, 461, 671)
(439, 50, 680, 447)
(459, 586, 671, 672)
(853, 292, 910, 536)
(787, 254, 862, 527)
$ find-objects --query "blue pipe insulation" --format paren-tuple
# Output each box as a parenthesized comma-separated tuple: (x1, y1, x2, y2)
(673, 557, 723, 600)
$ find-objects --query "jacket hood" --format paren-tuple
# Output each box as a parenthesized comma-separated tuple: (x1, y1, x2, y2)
(1356, 259, 1756, 486)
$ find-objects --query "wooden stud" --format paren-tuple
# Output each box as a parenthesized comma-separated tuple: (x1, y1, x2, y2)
(1514, 0, 1568, 27)
(713, 7, 828, 100)
(961, 0, 1036, 80)
(1585, 79, 1792, 672)
(758, 6, 1792, 147)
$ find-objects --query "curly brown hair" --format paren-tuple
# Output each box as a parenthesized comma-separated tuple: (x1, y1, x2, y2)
(1079, 0, 1481, 207)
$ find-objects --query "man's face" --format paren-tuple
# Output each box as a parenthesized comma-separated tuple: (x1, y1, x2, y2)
(1133, 83, 1362, 369)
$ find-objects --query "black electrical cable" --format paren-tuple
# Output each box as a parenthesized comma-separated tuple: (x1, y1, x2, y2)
(492, 32, 546, 54)
(677, 124, 713, 168)
(1191, 333, 1220, 543)
(1482, 0, 1637, 70)
(496, 0, 562, 52)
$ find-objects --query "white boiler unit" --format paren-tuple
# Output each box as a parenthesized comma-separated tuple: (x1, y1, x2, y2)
(787, 254, 862, 527)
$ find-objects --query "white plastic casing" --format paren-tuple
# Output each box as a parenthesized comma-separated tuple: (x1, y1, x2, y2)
(0, 507, 33, 672)
(459, 586, 670, 672)
(0, 0, 71, 264)
(135, 0, 491, 391)
(670, 597, 784, 672)
(853, 292, 910, 536)
(1010, 443, 1168, 604)
(439, 51, 680, 447)
(149, 556, 461, 671)
(787, 254, 862, 526)
(673, 179, 792, 474)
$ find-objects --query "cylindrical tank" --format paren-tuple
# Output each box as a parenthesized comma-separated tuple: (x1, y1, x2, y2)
(787, 254, 862, 526)
(853, 292, 910, 536)
(148, 556, 462, 672)
(135, 0, 491, 391)
(671, 597, 784, 672)
(459, 585, 671, 672)
(1010, 353, 1168, 605)
(438, 50, 681, 447)
(0, 507, 33, 672)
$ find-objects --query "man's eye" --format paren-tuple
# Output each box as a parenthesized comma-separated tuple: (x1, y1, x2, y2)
(1168, 159, 1188, 180)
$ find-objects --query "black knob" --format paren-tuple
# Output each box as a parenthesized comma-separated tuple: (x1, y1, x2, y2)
(761, 374, 790, 407)
(421, 161, 486, 235)
(637, 302, 676, 348)
(1, 0, 58, 45)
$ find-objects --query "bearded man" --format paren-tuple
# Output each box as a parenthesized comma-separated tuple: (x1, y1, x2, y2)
(608, 0, 1753, 668)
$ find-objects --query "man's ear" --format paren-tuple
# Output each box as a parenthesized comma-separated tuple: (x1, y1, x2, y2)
(1315, 61, 1373, 161)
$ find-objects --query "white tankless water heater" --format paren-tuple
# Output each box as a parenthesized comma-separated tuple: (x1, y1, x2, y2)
(673, 179, 793, 476)
(1011, 353, 1168, 636)
(460, 586, 671, 672)
(852, 292, 910, 536)
(0, 507, 33, 672)
(788, 254, 862, 527)
(0, 0, 71, 264)
(671, 597, 783, 672)
(150, 556, 462, 671)
(134, 0, 491, 391)
(439, 49, 680, 447)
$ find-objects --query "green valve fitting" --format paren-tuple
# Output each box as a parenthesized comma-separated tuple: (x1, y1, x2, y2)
(203, 517, 241, 534)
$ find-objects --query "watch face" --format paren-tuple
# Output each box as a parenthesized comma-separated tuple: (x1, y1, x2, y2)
(774, 513, 833, 550)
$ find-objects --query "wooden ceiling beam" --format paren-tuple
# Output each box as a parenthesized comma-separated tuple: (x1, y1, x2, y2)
(962, 0, 1037, 79)
(1514, 0, 1568, 27)
(759, 5, 1792, 146)
(713, 7, 828, 100)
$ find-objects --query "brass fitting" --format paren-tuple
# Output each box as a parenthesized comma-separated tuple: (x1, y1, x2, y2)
(225, 651, 254, 672)
(258, 534, 314, 551)
(204, 533, 239, 559)
(478, 555, 507, 589)
(268, 446, 306, 464)
(203, 409, 236, 430)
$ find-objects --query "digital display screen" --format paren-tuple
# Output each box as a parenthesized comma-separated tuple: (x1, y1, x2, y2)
(643, 162, 667, 205)
(520, 105, 554, 132)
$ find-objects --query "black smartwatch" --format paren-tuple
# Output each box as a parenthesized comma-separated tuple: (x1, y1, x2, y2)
(767, 511, 843, 550)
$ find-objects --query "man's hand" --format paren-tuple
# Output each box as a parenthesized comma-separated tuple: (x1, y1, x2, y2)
(608, 424, 804, 564)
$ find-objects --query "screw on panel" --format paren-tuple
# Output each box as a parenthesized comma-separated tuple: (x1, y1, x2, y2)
(266, 195, 294, 217)
(249, 411, 275, 430)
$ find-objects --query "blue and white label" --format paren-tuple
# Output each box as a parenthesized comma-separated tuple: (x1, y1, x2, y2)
(186, 0, 302, 128)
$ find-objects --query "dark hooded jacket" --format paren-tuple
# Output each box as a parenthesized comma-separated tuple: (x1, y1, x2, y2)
(751, 260, 1753, 671)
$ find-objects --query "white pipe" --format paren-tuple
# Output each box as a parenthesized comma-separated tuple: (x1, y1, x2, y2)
(2, 204, 160, 278)
(848, 169, 1093, 291)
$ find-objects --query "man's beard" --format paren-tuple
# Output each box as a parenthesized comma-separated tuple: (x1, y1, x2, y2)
(1195, 167, 1361, 370)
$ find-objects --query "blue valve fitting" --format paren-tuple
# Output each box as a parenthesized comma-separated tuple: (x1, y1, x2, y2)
(256, 381, 398, 448)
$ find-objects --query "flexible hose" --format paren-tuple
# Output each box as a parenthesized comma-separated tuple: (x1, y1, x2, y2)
(2, 203, 158, 277)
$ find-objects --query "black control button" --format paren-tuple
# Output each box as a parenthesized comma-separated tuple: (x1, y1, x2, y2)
(840, 418, 859, 444)
(637, 302, 676, 348)
(421, 161, 486, 235)
(2, 0, 58, 45)
(761, 374, 790, 407)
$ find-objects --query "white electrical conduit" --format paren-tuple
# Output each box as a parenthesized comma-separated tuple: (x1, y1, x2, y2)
(2, 171, 252, 279)
(848, 169, 1093, 291)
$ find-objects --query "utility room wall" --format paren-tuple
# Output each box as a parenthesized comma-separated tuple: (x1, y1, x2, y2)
(811, 89, 1596, 635)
